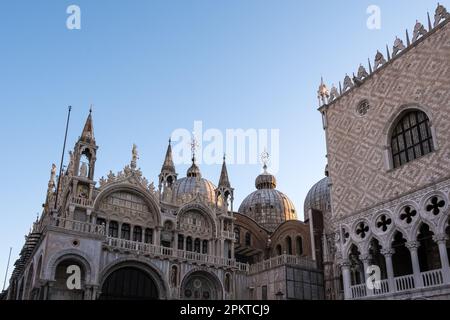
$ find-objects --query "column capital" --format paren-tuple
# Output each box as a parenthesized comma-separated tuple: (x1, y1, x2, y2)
(406, 241, 420, 251)
(338, 260, 351, 268)
(381, 248, 395, 257)
(360, 254, 372, 262)
(433, 233, 449, 244)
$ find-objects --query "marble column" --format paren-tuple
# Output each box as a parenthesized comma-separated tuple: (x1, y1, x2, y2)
(360, 254, 372, 296)
(340, 260, 352, 300)
(433, 234, 450, 283)
(381, 248, 396, 293)
(406, 241, 422, 288)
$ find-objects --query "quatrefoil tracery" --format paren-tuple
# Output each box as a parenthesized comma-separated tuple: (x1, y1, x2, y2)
(426, 196, 445, 216)
(400, 206, 417, 224)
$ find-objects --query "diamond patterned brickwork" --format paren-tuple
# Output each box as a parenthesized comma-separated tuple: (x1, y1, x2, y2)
(324, 21, 450, 221)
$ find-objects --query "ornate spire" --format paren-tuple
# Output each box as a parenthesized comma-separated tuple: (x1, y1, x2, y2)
(161, 138, 176, 173)
(80, 109, 95, 143)
(317, 77, 329, 106)
(218, 155, 231, 188)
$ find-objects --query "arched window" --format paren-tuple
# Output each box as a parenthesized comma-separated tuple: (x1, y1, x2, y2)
(178, 234, 184, 250)
(276, 245, 282, 256)
(296, 236, 303, 256)
(109, 221, 118, 238)
(391, 110, 434, 168)
(285, 236, 292, 255)
(194, 238, 201, 253)
(121, 224, 130, 240)
(133, 226, 142, 242)
(245, 232, 251, 246)
(234, 228, 240, 244)
(186, 237, 193, 252)
(144, 228, 153, 244)
(202, 240, 208, 254)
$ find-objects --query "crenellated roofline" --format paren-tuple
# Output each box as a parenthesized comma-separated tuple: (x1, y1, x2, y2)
(317, 3, 450, 112)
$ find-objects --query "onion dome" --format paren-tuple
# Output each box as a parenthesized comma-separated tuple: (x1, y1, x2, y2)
(239, 165, 297, 231)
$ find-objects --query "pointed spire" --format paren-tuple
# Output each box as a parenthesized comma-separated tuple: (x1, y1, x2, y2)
(406, 29, 411, 46)
(218, 155, 231, 188)
(161, 138, 176, 173)
(386, 44, 391, 60)
(428, 12, 433, 30)
(368, 58, 373, 74)
(80, 109, 95, 143)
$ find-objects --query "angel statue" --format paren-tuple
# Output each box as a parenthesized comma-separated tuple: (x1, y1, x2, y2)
(132, 144, 139, 162)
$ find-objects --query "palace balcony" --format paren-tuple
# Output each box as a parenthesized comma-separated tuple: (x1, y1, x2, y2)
(70, 196, 93, 208)
(349, 268, 450, 300)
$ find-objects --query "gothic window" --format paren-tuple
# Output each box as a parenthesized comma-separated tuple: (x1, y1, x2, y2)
(186, 237, 193, 252)
(391, 110, 434, 168)
(285, 236, 292, 255)
(133, 226, 142, 242)
(144, 228, 153, 244)
(202, 240, 208, 254)
(109, 221, 118, 238)
(178, 235, 184, 250)
(234, 228, 240, 244)
(296, 236, 303, 256)
(245, 232, 251, 246)
(121, 224, 130, 240)
(194, 238, 201, 253)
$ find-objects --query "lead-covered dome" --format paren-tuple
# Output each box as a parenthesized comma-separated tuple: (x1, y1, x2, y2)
(239, 166, 297, 231)
(304, 171, 331, 214)
(171, 160, 216, 206)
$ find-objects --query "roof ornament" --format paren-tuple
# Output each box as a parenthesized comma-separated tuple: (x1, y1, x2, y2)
(317, 77, 330, 106)
(343, 74, 353, 91)
(131, 143, 139, 170)
(190, 133, 199, 164)
(356, 65, 369, 81)
(435, 3, 450, 27)
(374, 50, 386, 70)
(392, 37, 406, 57)
(328, 84, 339, 103)
(412, 20, 427, 42)
(260, 150, 270, 173)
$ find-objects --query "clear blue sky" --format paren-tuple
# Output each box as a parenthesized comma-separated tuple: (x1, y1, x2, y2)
(0, 0, 447, 287)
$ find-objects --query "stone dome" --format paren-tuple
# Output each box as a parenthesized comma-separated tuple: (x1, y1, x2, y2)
(304, 176, 331, 214)
(239, 169, 297, 231)
(171, 162, 216, 206)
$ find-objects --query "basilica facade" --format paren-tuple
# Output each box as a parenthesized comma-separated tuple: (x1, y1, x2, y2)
(3, 110, 321, 301)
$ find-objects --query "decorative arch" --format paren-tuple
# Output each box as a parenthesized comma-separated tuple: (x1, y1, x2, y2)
(382, 104, 437, 170)
(180, 269, 223, 300)
(99, 258, 168, 300)
(94, 183, 161, 226)
(46, 249, 94, 284)
(411, 220, 438, 240)
(176, 203, 217, 237)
